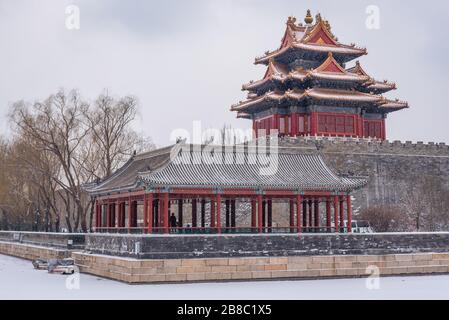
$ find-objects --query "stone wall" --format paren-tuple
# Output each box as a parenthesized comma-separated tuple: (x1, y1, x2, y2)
(1, 240, 448, 284)
(279, 136, 449, 212)
(73, 251, 449, 284)
(0, 231, 85, 250)
(84, 232, 449, 259)
(0, 241, 70, 261)
(2, 232, 449, 284)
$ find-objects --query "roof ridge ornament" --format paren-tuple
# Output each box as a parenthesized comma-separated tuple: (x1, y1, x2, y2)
(287, 16, 297, 25)
(304, 9, 313, 24)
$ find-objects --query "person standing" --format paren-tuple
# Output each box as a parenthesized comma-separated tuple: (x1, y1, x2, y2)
(169, 212, 177, 233)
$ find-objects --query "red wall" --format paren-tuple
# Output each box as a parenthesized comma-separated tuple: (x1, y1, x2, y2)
(253, 113, 386, 140)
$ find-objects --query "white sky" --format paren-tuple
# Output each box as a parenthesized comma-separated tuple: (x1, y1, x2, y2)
(1, 0, 448, 147)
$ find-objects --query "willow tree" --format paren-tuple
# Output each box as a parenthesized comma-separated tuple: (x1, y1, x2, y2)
(9, 89, 153, 232)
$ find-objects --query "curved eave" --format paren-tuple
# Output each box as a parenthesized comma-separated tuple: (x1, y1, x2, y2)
(310, 72, 370, 82)
(242, 76, 286, 91)
(243, 72, 368, 93)
(378, 100, 409, 112)
(365, 82, 397, 94)
(304, 88, 382, 103)
(255, 43, 367, 65)
(237, 112, 252, 119)
(85, 145, 177, 196)
(232, 88, 384, 113)
(140, 181, 366, 193)
(88, 182, 143, 197)
(231, 92, 285, 112)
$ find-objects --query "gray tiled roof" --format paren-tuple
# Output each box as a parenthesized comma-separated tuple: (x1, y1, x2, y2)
(138, 145, 366, 192)
(86, 145, 174, 195)
(87, 142, 367, 196)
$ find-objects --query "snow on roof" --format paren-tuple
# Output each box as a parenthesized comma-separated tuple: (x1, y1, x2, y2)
(86, 142, 367, 196)
(138, 143, 367, 192)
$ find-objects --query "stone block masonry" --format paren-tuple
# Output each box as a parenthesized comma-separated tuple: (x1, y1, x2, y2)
(73, 251, 449, 284)
(1, 238, 449, 284)
(278, 136, 449, 211)
(0, 241, 70, 261)
(84, 232, 449, 259)
(0, 231, 85, 250)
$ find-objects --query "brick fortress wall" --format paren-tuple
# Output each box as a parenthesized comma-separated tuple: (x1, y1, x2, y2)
(278, 136, 449, 216)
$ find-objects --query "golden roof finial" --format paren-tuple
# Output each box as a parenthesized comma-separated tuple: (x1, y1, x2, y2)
(304, 10, 313, 24)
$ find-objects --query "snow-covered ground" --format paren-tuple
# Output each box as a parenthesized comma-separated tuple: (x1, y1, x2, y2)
(1, 254, 449, 300)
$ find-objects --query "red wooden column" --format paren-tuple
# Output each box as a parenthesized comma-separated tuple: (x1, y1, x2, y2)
(308, 199, 313, 229)
(210, 197, 216, 229)
(339, 196, 345, 233)
(112, 202, 117, 229)
(128, 197, 132, 233)
(326, 197, 331, 232)
(178, 199, 183, 228)
(257, 194, 263, 233)
(262, 200, 266, 229)
(267, 199, 273, 233)
(347, 195, 353, 233)
(272, 114, 279, 133)
(216, 194, 222, 234)
(95, 201, 100, 230)
(121, 202, 126, 229)
(117, 202, 121, 229)
(302, 199, 307, 229)
(290, 113, 298, 137)
(333, 196, 339, 233)
(252, 120, 257, 140)
(143, 194, 148, 231)
(106, 202, 111, 232)
(162, 192, 169, 234)
(296, 195, 302, 234)
(147, 193, 153, 234)
(381, 118, 387, 140)
(360, 114, 364, 137)
(251, 199, 257, 232)
(289, 199, 295, 233)
(113, 202, 120, 230)
(310, 112, 318, 136)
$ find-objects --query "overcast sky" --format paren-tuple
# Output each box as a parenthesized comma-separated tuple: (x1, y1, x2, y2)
(1, 0, 448, 146)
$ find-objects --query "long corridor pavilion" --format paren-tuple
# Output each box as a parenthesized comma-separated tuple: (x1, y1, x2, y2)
(87, 142, 367, 234)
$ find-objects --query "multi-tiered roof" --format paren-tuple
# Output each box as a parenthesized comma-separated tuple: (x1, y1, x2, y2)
(231, 11, 408, 121)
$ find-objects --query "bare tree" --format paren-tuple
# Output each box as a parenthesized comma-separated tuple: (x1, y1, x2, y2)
(7, 89, 155, 232)
(10, 90, 93, 232)
(401, 175, 448, 232)
(358, 205, 408, 232)
(85, 93, 153, 178)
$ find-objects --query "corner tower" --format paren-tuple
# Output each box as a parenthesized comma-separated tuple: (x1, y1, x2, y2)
(231, 11, 408, 140)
